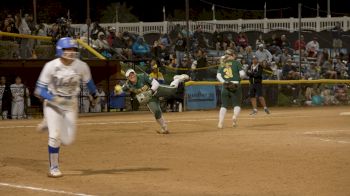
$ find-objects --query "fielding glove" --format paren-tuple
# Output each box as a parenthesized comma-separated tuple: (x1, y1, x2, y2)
(136, 89, 153, 104)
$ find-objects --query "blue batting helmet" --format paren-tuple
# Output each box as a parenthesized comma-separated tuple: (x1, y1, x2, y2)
(56, 37, 78, 57)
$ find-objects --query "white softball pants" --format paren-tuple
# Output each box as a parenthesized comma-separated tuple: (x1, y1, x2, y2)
(44, 105, 77, 147)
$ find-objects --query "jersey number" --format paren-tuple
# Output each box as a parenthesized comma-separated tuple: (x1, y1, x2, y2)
(223, 67, 233, 79)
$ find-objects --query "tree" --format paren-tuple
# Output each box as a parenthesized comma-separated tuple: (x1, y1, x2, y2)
(197, 8, 213, 21)
(37, 1, 66, 23)
(100, 2, 139, 23)
(171, 9, 186, 21)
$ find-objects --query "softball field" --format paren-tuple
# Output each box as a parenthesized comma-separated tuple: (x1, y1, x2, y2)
(0, 106, 350, 196)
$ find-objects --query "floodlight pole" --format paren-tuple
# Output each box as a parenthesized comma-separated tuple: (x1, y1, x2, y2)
(33, 0, 37, 25)
(327, 0, 331, 17)
(86, 0, 91, 46)
(298, 3, 302, 79)
(185, 0, 190, 54)
(212, 4, 215, 20)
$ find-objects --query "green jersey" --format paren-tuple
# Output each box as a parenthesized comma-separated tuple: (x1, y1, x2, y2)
(217, 60, 242, 82)
(122, 73, 152, 94)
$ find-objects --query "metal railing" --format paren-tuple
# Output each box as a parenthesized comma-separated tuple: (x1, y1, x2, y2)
(70, 16, 350, 35)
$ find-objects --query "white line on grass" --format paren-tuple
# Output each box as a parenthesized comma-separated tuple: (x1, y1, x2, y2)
(0, 182, 97, 196)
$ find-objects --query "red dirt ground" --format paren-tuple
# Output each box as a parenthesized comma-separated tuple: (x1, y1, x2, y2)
(0, 106, 350, 196)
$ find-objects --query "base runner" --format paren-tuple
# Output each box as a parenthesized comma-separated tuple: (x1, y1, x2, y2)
(35, 37, 98, 178)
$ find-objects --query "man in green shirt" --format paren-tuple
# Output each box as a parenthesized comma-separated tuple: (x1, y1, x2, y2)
(216, 49, 246, 128)
(115, 69, 189, 134)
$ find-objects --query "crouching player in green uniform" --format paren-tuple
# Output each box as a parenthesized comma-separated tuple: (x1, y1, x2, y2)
(216, 49, 246, 128)
(114, 69, 189, 134)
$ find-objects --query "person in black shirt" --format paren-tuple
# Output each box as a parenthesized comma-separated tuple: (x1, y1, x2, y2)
(0, 76, 12, 119)
(246, 56, 270, 115)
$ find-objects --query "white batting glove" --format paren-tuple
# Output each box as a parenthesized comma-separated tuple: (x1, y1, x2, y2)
(52, 96, 74, 107)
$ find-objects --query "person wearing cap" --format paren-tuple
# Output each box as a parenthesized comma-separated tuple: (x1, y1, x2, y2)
(132, 36, 151, 58)
(216, 50, 245, 128)
(246, 56, 270, 115)
(255, 44, 272, 63)
(95, 32, 112, 58)
(114, 69, 189, 134)
(149, 63, 165, 84)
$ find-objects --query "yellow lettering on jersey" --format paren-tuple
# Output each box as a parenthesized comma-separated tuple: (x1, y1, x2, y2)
(223, 67, 233, 78)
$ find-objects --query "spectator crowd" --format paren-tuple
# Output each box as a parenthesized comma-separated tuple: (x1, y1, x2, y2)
(1, 13, 349, 116)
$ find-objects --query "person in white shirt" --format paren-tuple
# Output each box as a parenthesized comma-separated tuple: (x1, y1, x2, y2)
(305, 36, 320, 58)
(90, 86, 106, 112)
(35, 37, 98, 178)
(10, 76, 29, 119)
(254, 44, 272, 63)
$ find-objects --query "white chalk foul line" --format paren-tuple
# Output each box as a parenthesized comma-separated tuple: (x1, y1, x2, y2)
(303, 129, 349, 134)
(303, 130, 350, 144)
(319, 138, 350, 144)
(0, 115, 312, 129)
(0, 182, 97, 196)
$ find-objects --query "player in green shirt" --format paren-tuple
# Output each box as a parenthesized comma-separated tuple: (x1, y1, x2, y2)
(216, 49, 246, 128)
(115, 69, 189, 134)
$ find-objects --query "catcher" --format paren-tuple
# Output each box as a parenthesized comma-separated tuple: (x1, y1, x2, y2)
(114, 69, 189, 134)
(216, 49, 246, 128)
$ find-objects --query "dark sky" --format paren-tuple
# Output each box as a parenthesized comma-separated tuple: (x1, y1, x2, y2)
(2, 0, 350, 23)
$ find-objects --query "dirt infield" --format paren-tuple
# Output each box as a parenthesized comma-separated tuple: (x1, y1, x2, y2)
(0, 106, 350, 196)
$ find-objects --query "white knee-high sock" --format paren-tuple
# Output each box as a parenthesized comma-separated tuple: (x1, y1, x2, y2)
(170, 79, 180, 88)
(233, 106, 241, 119)
(219, 107, 227, 124)
(156, 117, 167, 129)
